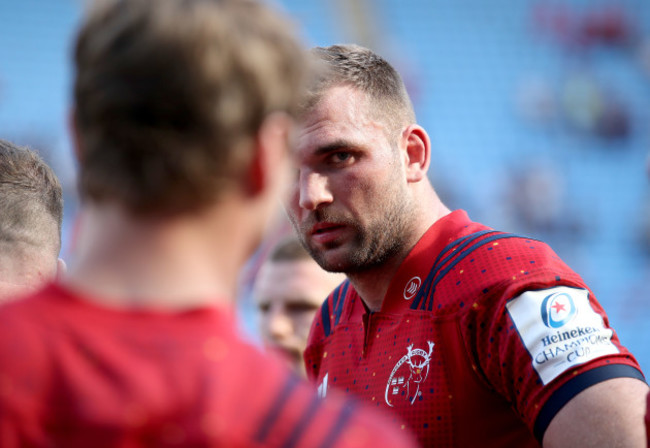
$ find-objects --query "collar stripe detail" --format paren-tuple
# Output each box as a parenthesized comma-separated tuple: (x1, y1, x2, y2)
(322, 282, 348, 338)
(410, 230, 497, 310)
(410, 230, 541, 311)
(432, 230, 496, 277)
(320, 299, 332, 338)
(334, 281, 350, 326)
(425, 233, 540, 311)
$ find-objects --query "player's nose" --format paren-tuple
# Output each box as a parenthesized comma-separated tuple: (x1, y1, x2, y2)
(268, 310, 293, 341)
(298, 171, 333, 211)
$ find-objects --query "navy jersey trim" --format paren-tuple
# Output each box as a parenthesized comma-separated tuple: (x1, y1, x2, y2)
(334, 281, 350, 326)
(320, 299, 332, 338)
(322, 281, 349, 338)
(430, 233, 541, 310)
(426, 233, 529, 311)
(283, 394, 323, 448)
(318, 400, 357, 448)
(412, 231, 540, 311)
(533, 364, 645, 442)
(254, 373, 300, 443)
(431, 230, 496, 280)
(410, 230, 496, 310)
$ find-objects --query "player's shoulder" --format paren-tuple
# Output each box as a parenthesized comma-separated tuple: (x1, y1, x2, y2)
(456, 225, 572, 276)
(421, 223, 582, 314)
(0, 284, 58, 327)
(0, 286, 63, 374)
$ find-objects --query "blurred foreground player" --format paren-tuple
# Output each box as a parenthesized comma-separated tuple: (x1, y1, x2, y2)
(254, 236, 345, 376)
(287, 44, 648, 447)
(0, 139, 64, 302)
(0, 3, 417, 447)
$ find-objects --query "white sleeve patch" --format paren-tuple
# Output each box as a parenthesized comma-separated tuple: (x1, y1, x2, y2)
(505, 286, 618, 385)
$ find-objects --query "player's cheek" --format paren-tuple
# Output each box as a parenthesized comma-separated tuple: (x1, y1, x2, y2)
(295, 312, 317, 339)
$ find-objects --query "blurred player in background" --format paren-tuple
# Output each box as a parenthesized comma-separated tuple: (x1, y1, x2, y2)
(0, 139, 64, 302)
(0, 3, 417, 447)
(254, 235, 345, 376)
(287, 44, 648, 447)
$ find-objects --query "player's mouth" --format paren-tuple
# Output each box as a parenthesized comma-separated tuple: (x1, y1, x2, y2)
(310, 222, 346, 245)
(268, 345, 302, 367)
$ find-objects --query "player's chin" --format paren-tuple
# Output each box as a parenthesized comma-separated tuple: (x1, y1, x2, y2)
(322, 256, 357, 274)
(308, 246, 353, 273)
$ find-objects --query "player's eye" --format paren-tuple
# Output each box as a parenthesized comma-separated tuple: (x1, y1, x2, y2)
(286, 302, 319, 313)
(258, 303, 270, 313)
(329, 151, 354, 165)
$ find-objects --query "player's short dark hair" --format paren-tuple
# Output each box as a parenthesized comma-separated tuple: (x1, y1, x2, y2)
(73, 0, 307, 216)
(0, 139, 63, 254)
(302, 44, 415, 139)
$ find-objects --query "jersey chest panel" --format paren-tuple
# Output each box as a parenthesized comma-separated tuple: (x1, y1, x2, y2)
(309, 311, 537, 447)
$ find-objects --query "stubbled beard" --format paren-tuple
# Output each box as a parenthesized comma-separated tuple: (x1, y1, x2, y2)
(293, 200, 413, 274)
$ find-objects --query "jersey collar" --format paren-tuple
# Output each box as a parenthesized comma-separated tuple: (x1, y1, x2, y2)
(379, 209, 474, 314)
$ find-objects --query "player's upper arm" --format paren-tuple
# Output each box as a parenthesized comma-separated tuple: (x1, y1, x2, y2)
(543, 377, 649, 447)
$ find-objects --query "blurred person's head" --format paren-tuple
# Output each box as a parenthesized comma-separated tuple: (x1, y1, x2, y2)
(0, 139, 64, 301)
(254, 236, 345, 375)
(71, 0, 307, 250)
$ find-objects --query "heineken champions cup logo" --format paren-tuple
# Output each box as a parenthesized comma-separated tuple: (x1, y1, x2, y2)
(541, 292, 577, 328)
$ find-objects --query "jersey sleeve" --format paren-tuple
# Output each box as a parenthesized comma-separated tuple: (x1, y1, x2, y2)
(459, 242, 644, 442)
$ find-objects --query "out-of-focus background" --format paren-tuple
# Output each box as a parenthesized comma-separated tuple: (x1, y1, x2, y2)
(2, 0, 650, 371)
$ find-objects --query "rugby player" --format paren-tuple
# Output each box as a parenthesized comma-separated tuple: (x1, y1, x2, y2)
(287, 44, 648, 447)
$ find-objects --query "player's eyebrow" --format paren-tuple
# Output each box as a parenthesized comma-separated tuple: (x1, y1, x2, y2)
(284, 298, 320, 308)
(312, 139, 360, 156)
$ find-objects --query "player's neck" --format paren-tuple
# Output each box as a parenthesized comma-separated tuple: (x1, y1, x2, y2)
(350, 195, 451, 312)
(64, 201, 258, 311)
(0, 279, 43, 304)
(0, 247, 57, 301)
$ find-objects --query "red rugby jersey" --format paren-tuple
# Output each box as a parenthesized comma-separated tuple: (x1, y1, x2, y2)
(304, 210, 644, 447)
(0, 284, 417, 448)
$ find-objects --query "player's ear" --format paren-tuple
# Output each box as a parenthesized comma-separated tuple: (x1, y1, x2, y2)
(56, 258, 67, 280)
(401, 124, 431, 183)
(247, 112, 293, 197)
